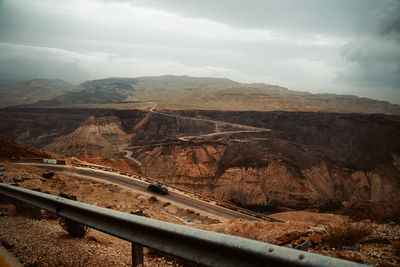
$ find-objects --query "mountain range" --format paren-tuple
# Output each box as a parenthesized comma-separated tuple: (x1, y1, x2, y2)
(1, 76, 399, 115)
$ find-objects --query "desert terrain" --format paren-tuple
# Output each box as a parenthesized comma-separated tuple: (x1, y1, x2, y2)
(0, 152, 399, 266)
(0, 76, 400, 266)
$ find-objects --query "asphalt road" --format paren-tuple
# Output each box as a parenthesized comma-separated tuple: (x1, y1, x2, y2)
(29, 164, 258, 221)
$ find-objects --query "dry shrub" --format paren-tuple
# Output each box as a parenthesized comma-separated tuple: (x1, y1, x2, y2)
(148, 196, 158, 202)
(186, 209, 195, 214)
(323, 220, 372, 249)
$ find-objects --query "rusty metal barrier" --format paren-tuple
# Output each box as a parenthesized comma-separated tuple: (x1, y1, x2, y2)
(0, 183, 369, 267)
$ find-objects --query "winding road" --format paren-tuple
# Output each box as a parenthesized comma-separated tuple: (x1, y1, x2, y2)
(149, 103, 271, 142)
(104, 104, 273, 220)
(151, 104, 270, 132)
(27, 164, 259, 221)
(119, 103, 273, 178)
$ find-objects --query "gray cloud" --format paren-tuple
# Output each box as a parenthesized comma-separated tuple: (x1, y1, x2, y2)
(0, 0, 399, 103)
(117, 0, 378, 36)
(337, 0, 400, 102)
(377, 0, 400, 35)
(0, 43, 89, 83)
(0, 56, 87, 83)
(339, 38, 400, 88)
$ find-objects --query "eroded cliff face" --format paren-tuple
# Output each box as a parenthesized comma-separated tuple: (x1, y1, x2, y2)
(134, 140, 400, 211)
(43, 116, 131, 158)
(1, 108, 399, 214)
(0, 108, 146, 154)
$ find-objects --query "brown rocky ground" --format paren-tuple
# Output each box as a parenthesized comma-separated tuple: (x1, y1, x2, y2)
(0, 163, 219, 266)
(0, 134, 49, 160)
(199, 212, 400, 266)
(1, 108, 399, 216)
(1, 163, 399, 266)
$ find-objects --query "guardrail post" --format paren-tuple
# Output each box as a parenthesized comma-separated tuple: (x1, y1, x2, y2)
(130, 210, 144, 266)
(0, 165, 3, 182)
(33, 206, 42, 220)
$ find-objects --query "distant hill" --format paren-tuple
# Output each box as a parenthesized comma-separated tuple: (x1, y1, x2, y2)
(9, 75, 400, 115)
(38, 78, 138, 106)
(179, 84, 400, 115)
(36, 75, 240, 106)
(0, 79, 77, 107)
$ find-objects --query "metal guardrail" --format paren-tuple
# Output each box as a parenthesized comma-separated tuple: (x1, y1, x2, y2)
(19, 158, 66, 165)
(0, 183, 368, 267)
(71, 162, 285, 222)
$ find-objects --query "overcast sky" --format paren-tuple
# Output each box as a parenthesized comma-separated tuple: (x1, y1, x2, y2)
(0, 0, 399, 103)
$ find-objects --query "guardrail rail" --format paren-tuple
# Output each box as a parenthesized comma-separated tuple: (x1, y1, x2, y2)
(0, 183, 369, 267)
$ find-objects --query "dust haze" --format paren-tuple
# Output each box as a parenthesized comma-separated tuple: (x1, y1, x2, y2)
(0, 0, 399, 103)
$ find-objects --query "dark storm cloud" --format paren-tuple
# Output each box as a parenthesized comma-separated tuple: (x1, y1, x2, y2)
(377, 0, 400, 35)
(0, 43, 89, 83)
(0, 0, 399, 103)
(0, 56, 87, 83)
(337, 0, 400, 100)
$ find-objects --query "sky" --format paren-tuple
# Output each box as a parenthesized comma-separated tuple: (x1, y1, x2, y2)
(0, 0, 399, 103)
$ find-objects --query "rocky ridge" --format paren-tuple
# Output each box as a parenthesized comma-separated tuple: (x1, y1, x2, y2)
(1, 107, 399, 218)
(3, 75, 399, 115)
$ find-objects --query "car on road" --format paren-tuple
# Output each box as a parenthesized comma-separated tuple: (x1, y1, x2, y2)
(148, 183, 168, 195)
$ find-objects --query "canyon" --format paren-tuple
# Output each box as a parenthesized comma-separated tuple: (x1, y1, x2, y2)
(1, 103, 399, 218)
(1, 76, 400, 265)
(1, 76, 400, 218)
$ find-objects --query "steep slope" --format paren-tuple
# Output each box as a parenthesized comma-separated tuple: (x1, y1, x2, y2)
(131, 111, 400, 213)
(0, 79, 77, 107)
(134, 139, 400, 214)
(0, 108, 147, 150)
(1, 107, 399, 215)
(174, 110, 400, 167)
(0, 108, 111, 148)
(0, 134, 48, 159)
(131, 111, 217, 145)
(43, 116, 132, 158)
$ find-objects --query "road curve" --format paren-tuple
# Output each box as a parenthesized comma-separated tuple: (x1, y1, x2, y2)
(28, 164, 258, 221)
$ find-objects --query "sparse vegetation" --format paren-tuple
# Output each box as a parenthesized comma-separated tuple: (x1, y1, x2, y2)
(148, 196, 158, 202)
(322, 220, 372, 249)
